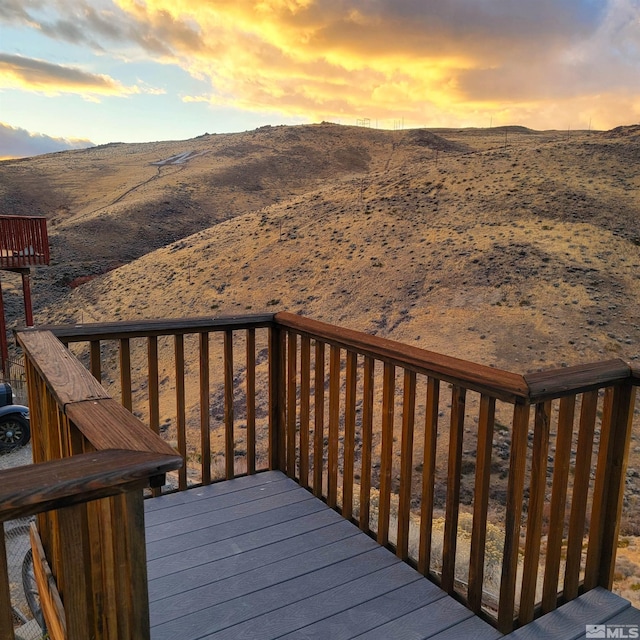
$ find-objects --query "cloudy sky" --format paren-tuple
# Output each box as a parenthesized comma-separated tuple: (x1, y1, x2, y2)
(1, 0, 638, 157)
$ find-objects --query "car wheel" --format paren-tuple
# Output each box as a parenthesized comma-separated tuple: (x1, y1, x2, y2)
(0, 415, 30, 451)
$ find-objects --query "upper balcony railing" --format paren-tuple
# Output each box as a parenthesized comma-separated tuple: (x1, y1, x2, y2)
(1, 312, 638, 637)
(0, 215, 50, 269)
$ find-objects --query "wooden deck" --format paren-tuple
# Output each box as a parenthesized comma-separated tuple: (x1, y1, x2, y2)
(144, 470, 502, 640)
(144, 471, 640, 639)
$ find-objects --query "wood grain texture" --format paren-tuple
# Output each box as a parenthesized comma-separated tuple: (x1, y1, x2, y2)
(223, 330, 234, 480)
(358, 356, 374, 533)
(65, 398, 180, 458)
(342, 350, 357, 521)
(327, 345, 341, 509)
(299, 335, 311, 488)
(246, 328, 257, 477)
(0, 524, 15, 640)
(377, 362, 395, 547)
(442, 385, 465, 594)
(418, 377, 440, 576)
(0, 449, 182, 521)
(563, 390, 598, 600)
(313, 340, 325, 498)
(16, 329, 109, 407)
(286, 331, 298, 478)
(58, 503, 93, 639)
(519, 401, 551, 624)
(525, 359, 631, 401)
(268, 325, 285, 471)
(396, 369, 416, 561)
(119, 338, 133, 411)
(542, 395, 576, 614)
(498, 401, 531, 634)
(595, 383, 636, 588)
(30, 522, 66, 640)
(468, 394, 496, 613)
(40, 314, 276, 341)
(198, 332, 211, 484)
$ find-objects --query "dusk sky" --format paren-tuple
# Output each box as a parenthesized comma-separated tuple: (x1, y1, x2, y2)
(1, 0, 638, 158)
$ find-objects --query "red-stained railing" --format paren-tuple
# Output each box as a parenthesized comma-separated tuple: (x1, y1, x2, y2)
(0, 216, 50, 269)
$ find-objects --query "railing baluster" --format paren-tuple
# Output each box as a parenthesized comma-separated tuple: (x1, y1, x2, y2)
(468, 393, 496, 613)
(313, 341, 325, 497)
(287, 332, 298, 478)
(542, 395, 576, 613)
(397, 369, 416, 560)
(119, 338, 132, 411)
(58, 503, 93, 638)
(90, 340, 102, 382)
(246, 329, 257, 476)
(0, 523, 15, 640)
(343, 351, 357, 521)
(564, 390, 598, 599)
(498, 401, 530, 634)
(359, 356, 375, 532)
(585, 383, 636, 589)
(328, 345, 341, 508)
(299, 336, 311, 488)
(199, 332, 211, 485)
(175, 334, 187, 489)
(148, 336, 161, 495)
(442, 385, 466, 594)
(419, 377, 440, 575)
(269, 325, 286, 471)
(378, 362, 395, 547)
(147, 337, 160, 436)
(519, 401, 551, 624)
(224, 330, 234, 480)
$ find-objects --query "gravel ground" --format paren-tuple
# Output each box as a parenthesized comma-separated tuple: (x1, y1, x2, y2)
(0, 444, 33, 470)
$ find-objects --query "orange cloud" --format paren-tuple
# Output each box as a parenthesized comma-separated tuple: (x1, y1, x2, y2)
(108, 0, 638, 129)
(4, 0, 638, 130)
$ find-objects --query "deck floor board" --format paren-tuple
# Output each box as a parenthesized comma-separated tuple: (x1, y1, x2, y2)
(145, 471, 639, 640)
(146, 471, 491, 640)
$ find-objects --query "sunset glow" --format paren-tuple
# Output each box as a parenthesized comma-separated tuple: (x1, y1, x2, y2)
(1, 0, 638, 156)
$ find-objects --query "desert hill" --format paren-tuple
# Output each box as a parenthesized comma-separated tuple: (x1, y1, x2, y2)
(1, 122, 637, 374)
(2, 122, 640, 600)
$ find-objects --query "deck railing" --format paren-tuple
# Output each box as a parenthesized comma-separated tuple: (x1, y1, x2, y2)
(4, 313, 639, 636)
(1, 330, 181, 640)
(0, 215, 50, 269)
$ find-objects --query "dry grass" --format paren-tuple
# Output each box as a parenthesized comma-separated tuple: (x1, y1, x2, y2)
(2, 122, 640, 601)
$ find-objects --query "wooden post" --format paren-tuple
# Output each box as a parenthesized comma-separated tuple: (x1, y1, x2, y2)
(0, 276, 7, 378)
(498, 401, 530, 634)
(21, 269, 34, 327)
(0, 523, 15, 640)
(269, 325, 285, 471)
(586, 383, 636, 589)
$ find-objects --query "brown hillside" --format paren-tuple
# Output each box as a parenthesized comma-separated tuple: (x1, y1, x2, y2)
(1, 123, 635, 374)
(2, 122, 640, 601)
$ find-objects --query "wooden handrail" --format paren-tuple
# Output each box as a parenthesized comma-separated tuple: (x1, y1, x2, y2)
(10, 314, 639, 637)
(274, 311, 530, 402)
(524, 359, 632, 401)
(0, 449, 182, 522)
(34, 314, 276, 342)
(16, 329, 108, 408)
(12, 327, 185, 640)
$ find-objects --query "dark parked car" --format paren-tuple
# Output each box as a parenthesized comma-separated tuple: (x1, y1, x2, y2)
(0, 382, 30, 452)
